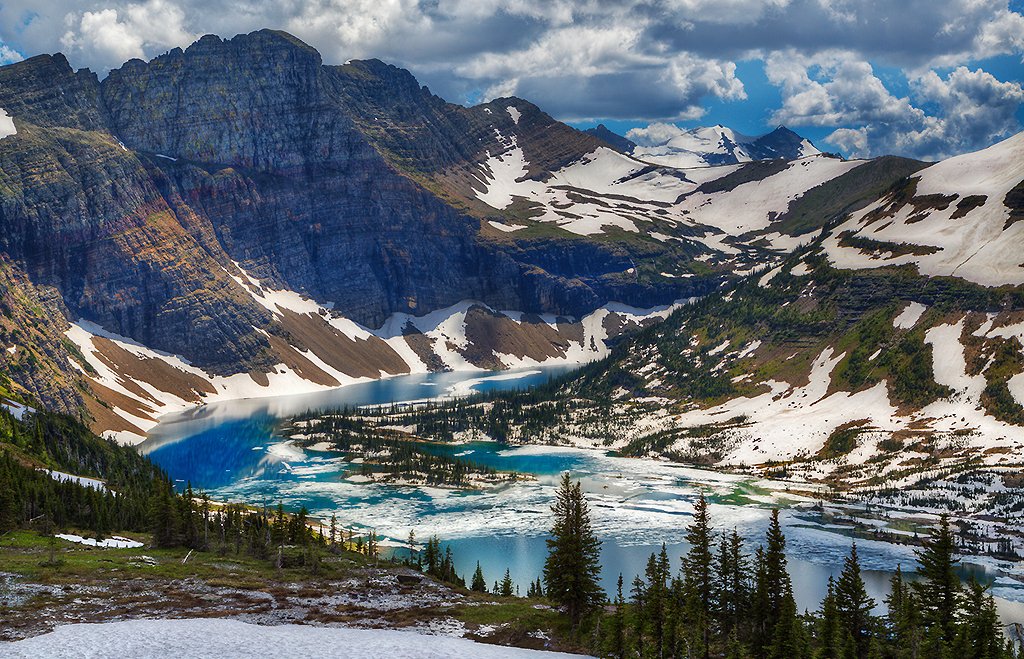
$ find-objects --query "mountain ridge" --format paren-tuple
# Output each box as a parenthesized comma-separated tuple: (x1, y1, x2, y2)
(0, 29, 955, 442)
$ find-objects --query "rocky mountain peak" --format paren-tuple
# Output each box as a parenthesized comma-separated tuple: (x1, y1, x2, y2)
(0, 54, 106, 132)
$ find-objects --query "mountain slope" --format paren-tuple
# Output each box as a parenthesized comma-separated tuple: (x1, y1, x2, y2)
(0, 30, 926, 441)
(478, 132, 1024, 516)
(822, 131, 1024, 286)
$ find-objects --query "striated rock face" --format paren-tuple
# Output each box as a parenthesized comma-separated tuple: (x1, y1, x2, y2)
(0, 29, 907, 433)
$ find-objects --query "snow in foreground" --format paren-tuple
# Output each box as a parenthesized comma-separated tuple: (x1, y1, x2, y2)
(1, 618, 589, 659)
(54, 534, 143, 549)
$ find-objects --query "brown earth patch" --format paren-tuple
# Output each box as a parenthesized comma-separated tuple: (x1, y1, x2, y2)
(461, 306, 570, 368)
(85, 380, 157, 423)
(401, 327, 446, 371)
(263, 334, 340, 387)
(248, 370, 270, 387)
(276, 310, 410, 379)
(950, 195, 987, 220)
(1003, 180, 1024, 230)
(83, 390, 147, 438)
(91, 337, 215, 403)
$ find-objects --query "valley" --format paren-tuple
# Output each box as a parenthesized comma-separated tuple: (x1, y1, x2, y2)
(0, 23, 1022, 658)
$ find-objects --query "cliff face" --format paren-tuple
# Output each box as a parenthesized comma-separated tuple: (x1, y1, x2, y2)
(0, 30, 907, 437)
(0, 30, 696, 424)
(0, 53, 274, 375)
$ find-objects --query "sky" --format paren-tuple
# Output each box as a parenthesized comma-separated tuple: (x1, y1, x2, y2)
(0, 0, 1022, 160)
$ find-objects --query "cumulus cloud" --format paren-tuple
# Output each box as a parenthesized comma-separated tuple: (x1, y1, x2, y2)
(768, 48, 1024, 158)
(0, 0, 1020, 157)
(0, 41, 22, 65)
(59, 0, 196, 66)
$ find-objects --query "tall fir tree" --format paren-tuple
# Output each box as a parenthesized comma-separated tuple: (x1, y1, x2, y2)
(543, 473, 604, 628)
(499, 568, 515, 597)
(911, 515, 960, 644)
(835, 544, 875, 658)
(683, 493, 715, 659)
(606, 573, 626, 659)
(818, 576, 841, 659)
(753, 509, 798, 659)
(715, 528, 749, 644)
(954, 577, 1005, 659)
(885, 565, 922, 659)
(471, 561, 488, 592)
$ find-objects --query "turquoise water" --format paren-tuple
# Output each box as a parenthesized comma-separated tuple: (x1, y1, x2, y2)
(139, 367, 1024, 623)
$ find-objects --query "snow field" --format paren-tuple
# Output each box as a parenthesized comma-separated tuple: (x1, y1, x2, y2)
(0, 618, 589, 658)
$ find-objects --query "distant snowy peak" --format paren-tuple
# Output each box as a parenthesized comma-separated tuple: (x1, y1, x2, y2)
(624, 123, 820, 168)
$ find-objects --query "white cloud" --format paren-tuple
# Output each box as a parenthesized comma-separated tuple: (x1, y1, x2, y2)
(60, 0, 195, 68)
(0, 42, 22, 64)
(810, 64, 1024, 159)
(766, 51, 921, 127)
(627, 122, 691, 146)
(0, 0, 1020, 158)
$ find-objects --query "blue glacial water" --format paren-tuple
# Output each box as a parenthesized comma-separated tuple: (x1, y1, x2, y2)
(138, 367, 1024, 623)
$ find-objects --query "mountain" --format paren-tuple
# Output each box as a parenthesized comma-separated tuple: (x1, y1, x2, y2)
(504, 131, 1024, 515)
(583, 124, 637, 153)
(0, 30, 924, 442)
(624, 124, 821, 168)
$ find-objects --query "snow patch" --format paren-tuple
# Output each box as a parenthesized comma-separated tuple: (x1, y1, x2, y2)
(47, 470, 107, 492)
(506, 106, 521, 124)
(0, 108, 16, 140)
(55, 534, 143, 549)
(488, 220, 526, 233)
(0, 618, 585, 658)
(893, 302, 927, 329)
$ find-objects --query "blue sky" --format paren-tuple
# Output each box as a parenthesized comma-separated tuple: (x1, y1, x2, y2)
(0, 0, 1022, 159)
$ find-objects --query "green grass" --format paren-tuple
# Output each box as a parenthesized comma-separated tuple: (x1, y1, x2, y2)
(454, 598, 560, 626)
(0, 530, 368, 584)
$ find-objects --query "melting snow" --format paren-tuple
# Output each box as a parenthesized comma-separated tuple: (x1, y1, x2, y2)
(0, 108, 16, 140)
(55, 534, 144, 549)
(1, 399, 33, 420)
(47, 470, 107, 492)
(506, 106, 521, 125)
(824, 132, 1024, 287)
(893, 302, 927, 329)
(488, 220, 526, 232)
(0, 618, 587, 658)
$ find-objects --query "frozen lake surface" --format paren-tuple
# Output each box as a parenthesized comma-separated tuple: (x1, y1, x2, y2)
(139, 367, 1024, 623)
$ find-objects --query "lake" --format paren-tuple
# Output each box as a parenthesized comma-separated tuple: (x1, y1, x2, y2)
(138, 367, 1024, 625)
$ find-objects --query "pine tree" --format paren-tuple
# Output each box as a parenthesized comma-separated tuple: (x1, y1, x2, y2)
(543, 473, 604, 628)
(606, 573, 626, 659)
(149, 482, 179, 548)
(818, 576, 841, 659)
(630, 573, 648, 655)
(471, 561, 488, 592)
(911, 515, 960, 643)
(753, 509, 798, 659)
(643, 548, 670, 654)
(767, 588, 807, 659)
(954, 577, 1004, 659)
(423, 535, 441, 576)
(499, 568, 515, 597)
(715, 528, 749, 643)
(683, 493, 714, 659)
(886, 565, 922, 659)
(835, 544, 875, 658)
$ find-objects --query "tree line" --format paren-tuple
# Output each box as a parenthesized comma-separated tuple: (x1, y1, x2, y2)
(539, 473, 1018, 658)
(2, 409, 1019, 657)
